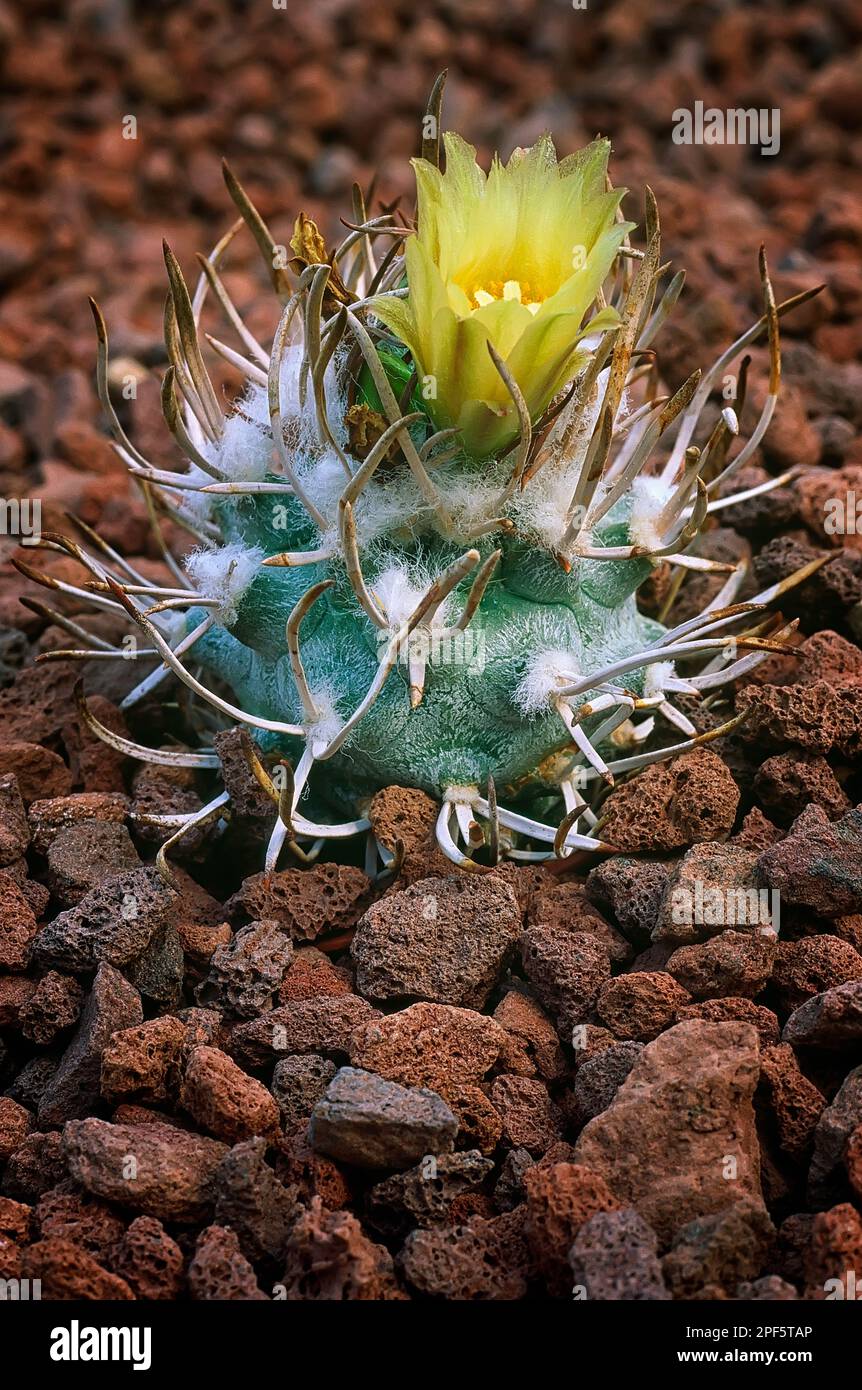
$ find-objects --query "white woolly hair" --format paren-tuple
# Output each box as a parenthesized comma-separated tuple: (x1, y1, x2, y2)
(642, 660, 675, 699)
(509, 362, 634, 551)
(291, 452, 425, 553)
(371, 561, 456, 629)
(628, 475, 674, 551)
(510, 453, 582, 549)
(514, 647, 581, 715)
(172, 462, 218, 527)
(281, 342, 350, 460)
(185, 541, 264, 625)
(305, 681, 343, 747)
(199, 344, 351, 498)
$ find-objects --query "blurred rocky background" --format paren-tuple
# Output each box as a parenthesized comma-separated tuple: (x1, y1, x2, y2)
(0, 0, 860, 608)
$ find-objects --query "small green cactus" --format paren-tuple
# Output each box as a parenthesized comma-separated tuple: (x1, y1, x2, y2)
(36, 79, 816, 877)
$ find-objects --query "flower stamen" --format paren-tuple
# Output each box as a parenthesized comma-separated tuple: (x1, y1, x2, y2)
(470, 278, 544, 314)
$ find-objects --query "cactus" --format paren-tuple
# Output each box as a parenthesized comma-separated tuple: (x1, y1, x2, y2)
(28, 79, 820, 877)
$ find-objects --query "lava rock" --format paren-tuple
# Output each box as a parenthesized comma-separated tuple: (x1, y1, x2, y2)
(21, 1236, 133, 1300)
(31, 865, 178, 973)
(570, 1207, 670, 1300)
(46, 820, 140, 906)
(665, 929, 777, 1000)
(100, 1015, 187, 1106)
(0, 870, 37, 970)
(227, 862, 372, 942)
(525, 879, 632, 963)
(808, 1064, 862, 1207)
(772, 935, 862, 1013)
(111, 1215, 185, 1300)
(492, 989, 567, 1081)
(63, 1118, 228, 1223)
(596, 972, 692, 1042)
(211, 1137, 297, 1264)
(0, 773, 29, 865)
(229, 995, 378, 1068)
(600, 748, 739, 853)
(348, 1001, 506, 1094)
(180, 1046, 280, 1143)
(271, 1054, 337, 1131)
(755, 752, 850, 826)
(520, 925, 611, 1035)
(489, 1075, 563, 1155)
(37, 963, 142, 1128)
(27, 792, 128, 855)
(524, 1161, 620, 1297)
(398, 1220, 526, 1300)
(756, 804, 862, 917)
(196, 919, 294, 1018)
(188, 1224, 267, 1300)
(351, 874, 521, 1008)
(280, 1196, 403, 1300)
(366, 1150, 494, 1238)
(570, 1042, 644, 1125)
(18, 970, 84, 1045)
(782, 980, 862, 1048)
(586, 857, 671, 941)
(661, 1199, 775, 1297)
(0, 1097, 32, 1160)
(758, 1044, 826, 1162)
(654, 844, 769, 945)
(574, 1021, 763, 1244)
(309, 1066, 457, 1169)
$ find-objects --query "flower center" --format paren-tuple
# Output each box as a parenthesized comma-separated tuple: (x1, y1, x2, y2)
(469, 278, 543, 315)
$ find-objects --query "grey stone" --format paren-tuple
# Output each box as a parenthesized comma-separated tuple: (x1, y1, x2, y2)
(309, 1066, 457, 1169)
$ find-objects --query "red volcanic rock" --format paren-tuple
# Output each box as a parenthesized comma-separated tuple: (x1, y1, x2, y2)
(188, 1224, 267, 1300)
(0, 742, 72, 803)
(772, 935, 862, 1012)
(489, 1075, 563, 1156)
(570, 1207, 669, 1300)
(280, 1197, 403, 1300)
(665, 930, 777, 1001)
(348, 1001, 506, 1094)
(524, 1161, 620, 1297)
(599, 749, 739, 853)
(758, 1044, 826, 1162)
(585, 857, 671, 941)
(661, 1200, 775, 1298)
(227, 862, 373, 942)
(351, 874, 521, 1008)
(19, 970, 84, 1045)
(0, 1097, 33, 1161)
(783, 981, 862, 1049)
(0, 870, 37, 970)
(756, 805, 862, 917)
(755, 752, 849, 825)
(596, 972, 692, 1042)
(21, 1237, 134, 1300)
(63, 1118, 228, 1223)
(492, 989, 567, 1081)
(574, 1021, 763, 1245)
(230, 994, 378, 1068)
(180, 1046, 280, 1143)
(196, 919, 294, 1018)
(110, 1216, 185, 1301)
(520, 926, 611, 1035)
(100, 1015, 187, 1106)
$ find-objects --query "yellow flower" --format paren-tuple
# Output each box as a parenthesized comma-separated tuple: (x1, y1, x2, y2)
(371, 132, 632, 459)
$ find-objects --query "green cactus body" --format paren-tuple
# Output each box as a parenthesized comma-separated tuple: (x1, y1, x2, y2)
(185, 476, 662, 808)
